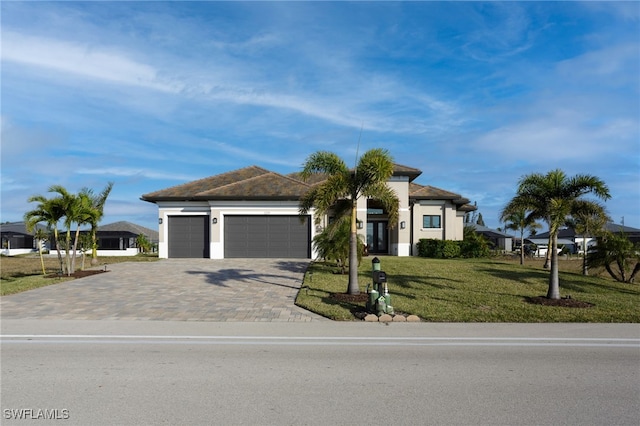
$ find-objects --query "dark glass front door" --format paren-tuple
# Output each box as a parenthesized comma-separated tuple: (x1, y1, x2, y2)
(367, 221, 388, 254)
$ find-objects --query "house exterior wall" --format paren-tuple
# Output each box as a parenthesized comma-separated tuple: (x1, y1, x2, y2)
(387, 177, 410, 256)
(410, 200, 465, 255)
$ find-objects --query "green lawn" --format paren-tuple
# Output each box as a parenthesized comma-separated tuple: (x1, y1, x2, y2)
(0, 254, 159, 296)
(295, 257, 640, 322)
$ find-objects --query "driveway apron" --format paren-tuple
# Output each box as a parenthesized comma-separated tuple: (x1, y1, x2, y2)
(1, 259, 326, 322)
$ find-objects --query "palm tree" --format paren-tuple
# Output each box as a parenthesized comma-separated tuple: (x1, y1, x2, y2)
(33, 227, 49, 275)
(503, 169, 610, 299)
(80, 182, 114, 265)
(69, 190, 97, 273)
(500, 208, 541, 265)
(48, 185, 79, 276)
(299, 149, 399, 295)
(313, 215, 365, 274)
(24, 194, 65, 274)
(565, 204, 610, 275)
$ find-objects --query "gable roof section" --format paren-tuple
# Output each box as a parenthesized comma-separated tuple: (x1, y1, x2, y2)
(141, 166, 312, 202)
(392, 164, 422, 181)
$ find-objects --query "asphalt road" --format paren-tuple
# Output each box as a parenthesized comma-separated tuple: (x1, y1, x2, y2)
(2, 321, 639, 425)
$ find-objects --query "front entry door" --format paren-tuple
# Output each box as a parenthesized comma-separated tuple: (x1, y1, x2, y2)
(367, 221, 388, 254)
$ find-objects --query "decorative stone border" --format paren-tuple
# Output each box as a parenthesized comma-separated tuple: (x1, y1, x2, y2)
(363, 314, 421, 322)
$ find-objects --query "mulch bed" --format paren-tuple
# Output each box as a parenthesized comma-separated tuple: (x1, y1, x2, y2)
(524, 296, 594, 308)
(45, 270, 109, 279)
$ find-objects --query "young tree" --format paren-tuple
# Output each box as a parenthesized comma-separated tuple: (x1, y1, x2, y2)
(502, 169, 610, 299)
(587, 232, 640, 283)
(312, 215, 365, 274)
(500, 208, 541, 265)
(24, 194, 65, 274)
(80, 182, 114, 265)
(48, 185, 84, 276)
(33, 227, 49, 275)
(565, 204, 610, 275)
(299, 149, 399, 295)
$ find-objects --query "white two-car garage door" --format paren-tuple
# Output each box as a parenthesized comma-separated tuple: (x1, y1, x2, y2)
(224, 215, 310, 258)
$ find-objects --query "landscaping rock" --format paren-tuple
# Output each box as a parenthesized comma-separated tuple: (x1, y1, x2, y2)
(378, 314, 393, 323)
(364, 314, 379, 322)
(392, 315, 407, 322)
(406, 315, 421, 322)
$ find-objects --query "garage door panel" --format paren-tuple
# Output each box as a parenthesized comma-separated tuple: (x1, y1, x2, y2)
(168, 216, 209, 258)
(224, 215, 310, 258)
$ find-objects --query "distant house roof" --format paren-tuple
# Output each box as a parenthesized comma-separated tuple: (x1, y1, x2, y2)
(97, 221, 159, 243)
(532, 223, 640, 240)
(0, 221, 48, 236)
(466, 223, 514, 239)
(526, 238, 576, 246)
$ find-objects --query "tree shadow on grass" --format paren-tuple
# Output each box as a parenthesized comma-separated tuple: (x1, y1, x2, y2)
(477, 266, 639, 296)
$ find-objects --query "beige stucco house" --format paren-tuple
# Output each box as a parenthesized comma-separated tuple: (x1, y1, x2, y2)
(141, 164, 475, 259)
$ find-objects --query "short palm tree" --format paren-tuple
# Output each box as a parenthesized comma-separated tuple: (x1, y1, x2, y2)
(299, 149, 399, 295)
(500, 208, 541, 265)
(24, 194, 65, 274)
(80, 182, 114, 265)
(503, 169, 610, 299)
(565, 203, 610, 275)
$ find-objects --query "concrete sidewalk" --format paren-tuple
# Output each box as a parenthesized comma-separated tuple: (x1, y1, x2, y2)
(0, 259, 327, 322)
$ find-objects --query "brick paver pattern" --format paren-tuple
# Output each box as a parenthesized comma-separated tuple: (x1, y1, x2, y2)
(1, 259, 326, 322)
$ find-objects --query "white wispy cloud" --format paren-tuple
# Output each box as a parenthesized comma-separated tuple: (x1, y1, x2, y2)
(75, 167, 197, 182)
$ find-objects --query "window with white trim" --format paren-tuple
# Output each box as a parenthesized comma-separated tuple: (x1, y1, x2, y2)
(422, 215, 441, 228)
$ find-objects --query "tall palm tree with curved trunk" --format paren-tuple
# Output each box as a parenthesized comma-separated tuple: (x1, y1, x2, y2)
(503, 169, 610, 299)
(500, 208, 541, 265)
(299, 149, 399, 295)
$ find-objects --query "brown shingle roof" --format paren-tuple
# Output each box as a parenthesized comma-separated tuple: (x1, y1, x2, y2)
(409, 182, 473, 208)
(141, 166, 312, 202)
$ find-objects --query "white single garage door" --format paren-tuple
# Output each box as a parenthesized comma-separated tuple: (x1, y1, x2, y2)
(168, 216, 210, 258)
(224, 215, 310, 258)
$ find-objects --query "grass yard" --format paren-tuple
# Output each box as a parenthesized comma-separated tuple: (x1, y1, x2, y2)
(0, 254, 159, 296)
(295, 256, 640, 322)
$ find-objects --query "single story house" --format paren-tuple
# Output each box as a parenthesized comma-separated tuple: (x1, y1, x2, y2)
(466, 223, 514, 251)
(531, 223, 640, 254)
(89, 221, 159, 256)
(0, 221, 49, 256)
(141, 164, 476, 259)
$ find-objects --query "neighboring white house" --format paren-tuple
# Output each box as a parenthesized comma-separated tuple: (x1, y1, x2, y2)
(141, 164, 476, 259)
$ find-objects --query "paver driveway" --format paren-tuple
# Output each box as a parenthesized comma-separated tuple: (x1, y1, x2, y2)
(0, 259, 326, 322)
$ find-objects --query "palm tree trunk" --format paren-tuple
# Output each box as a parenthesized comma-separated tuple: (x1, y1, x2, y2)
(547, 234, 560, 299)
(91, 226, 99, 266)
(71, 227, 81, 273)
(53, 229, 64, 274)
(544, 235, 552, 269)
(347, 205, 360, 295)
(38, 240, 46, 275)
(519, 233, 524, 265)
(65, 229, 72, 276)
(582, 247, 588, 275)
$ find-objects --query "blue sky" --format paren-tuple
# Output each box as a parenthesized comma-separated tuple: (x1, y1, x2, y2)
(2, 1, 639, 232)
